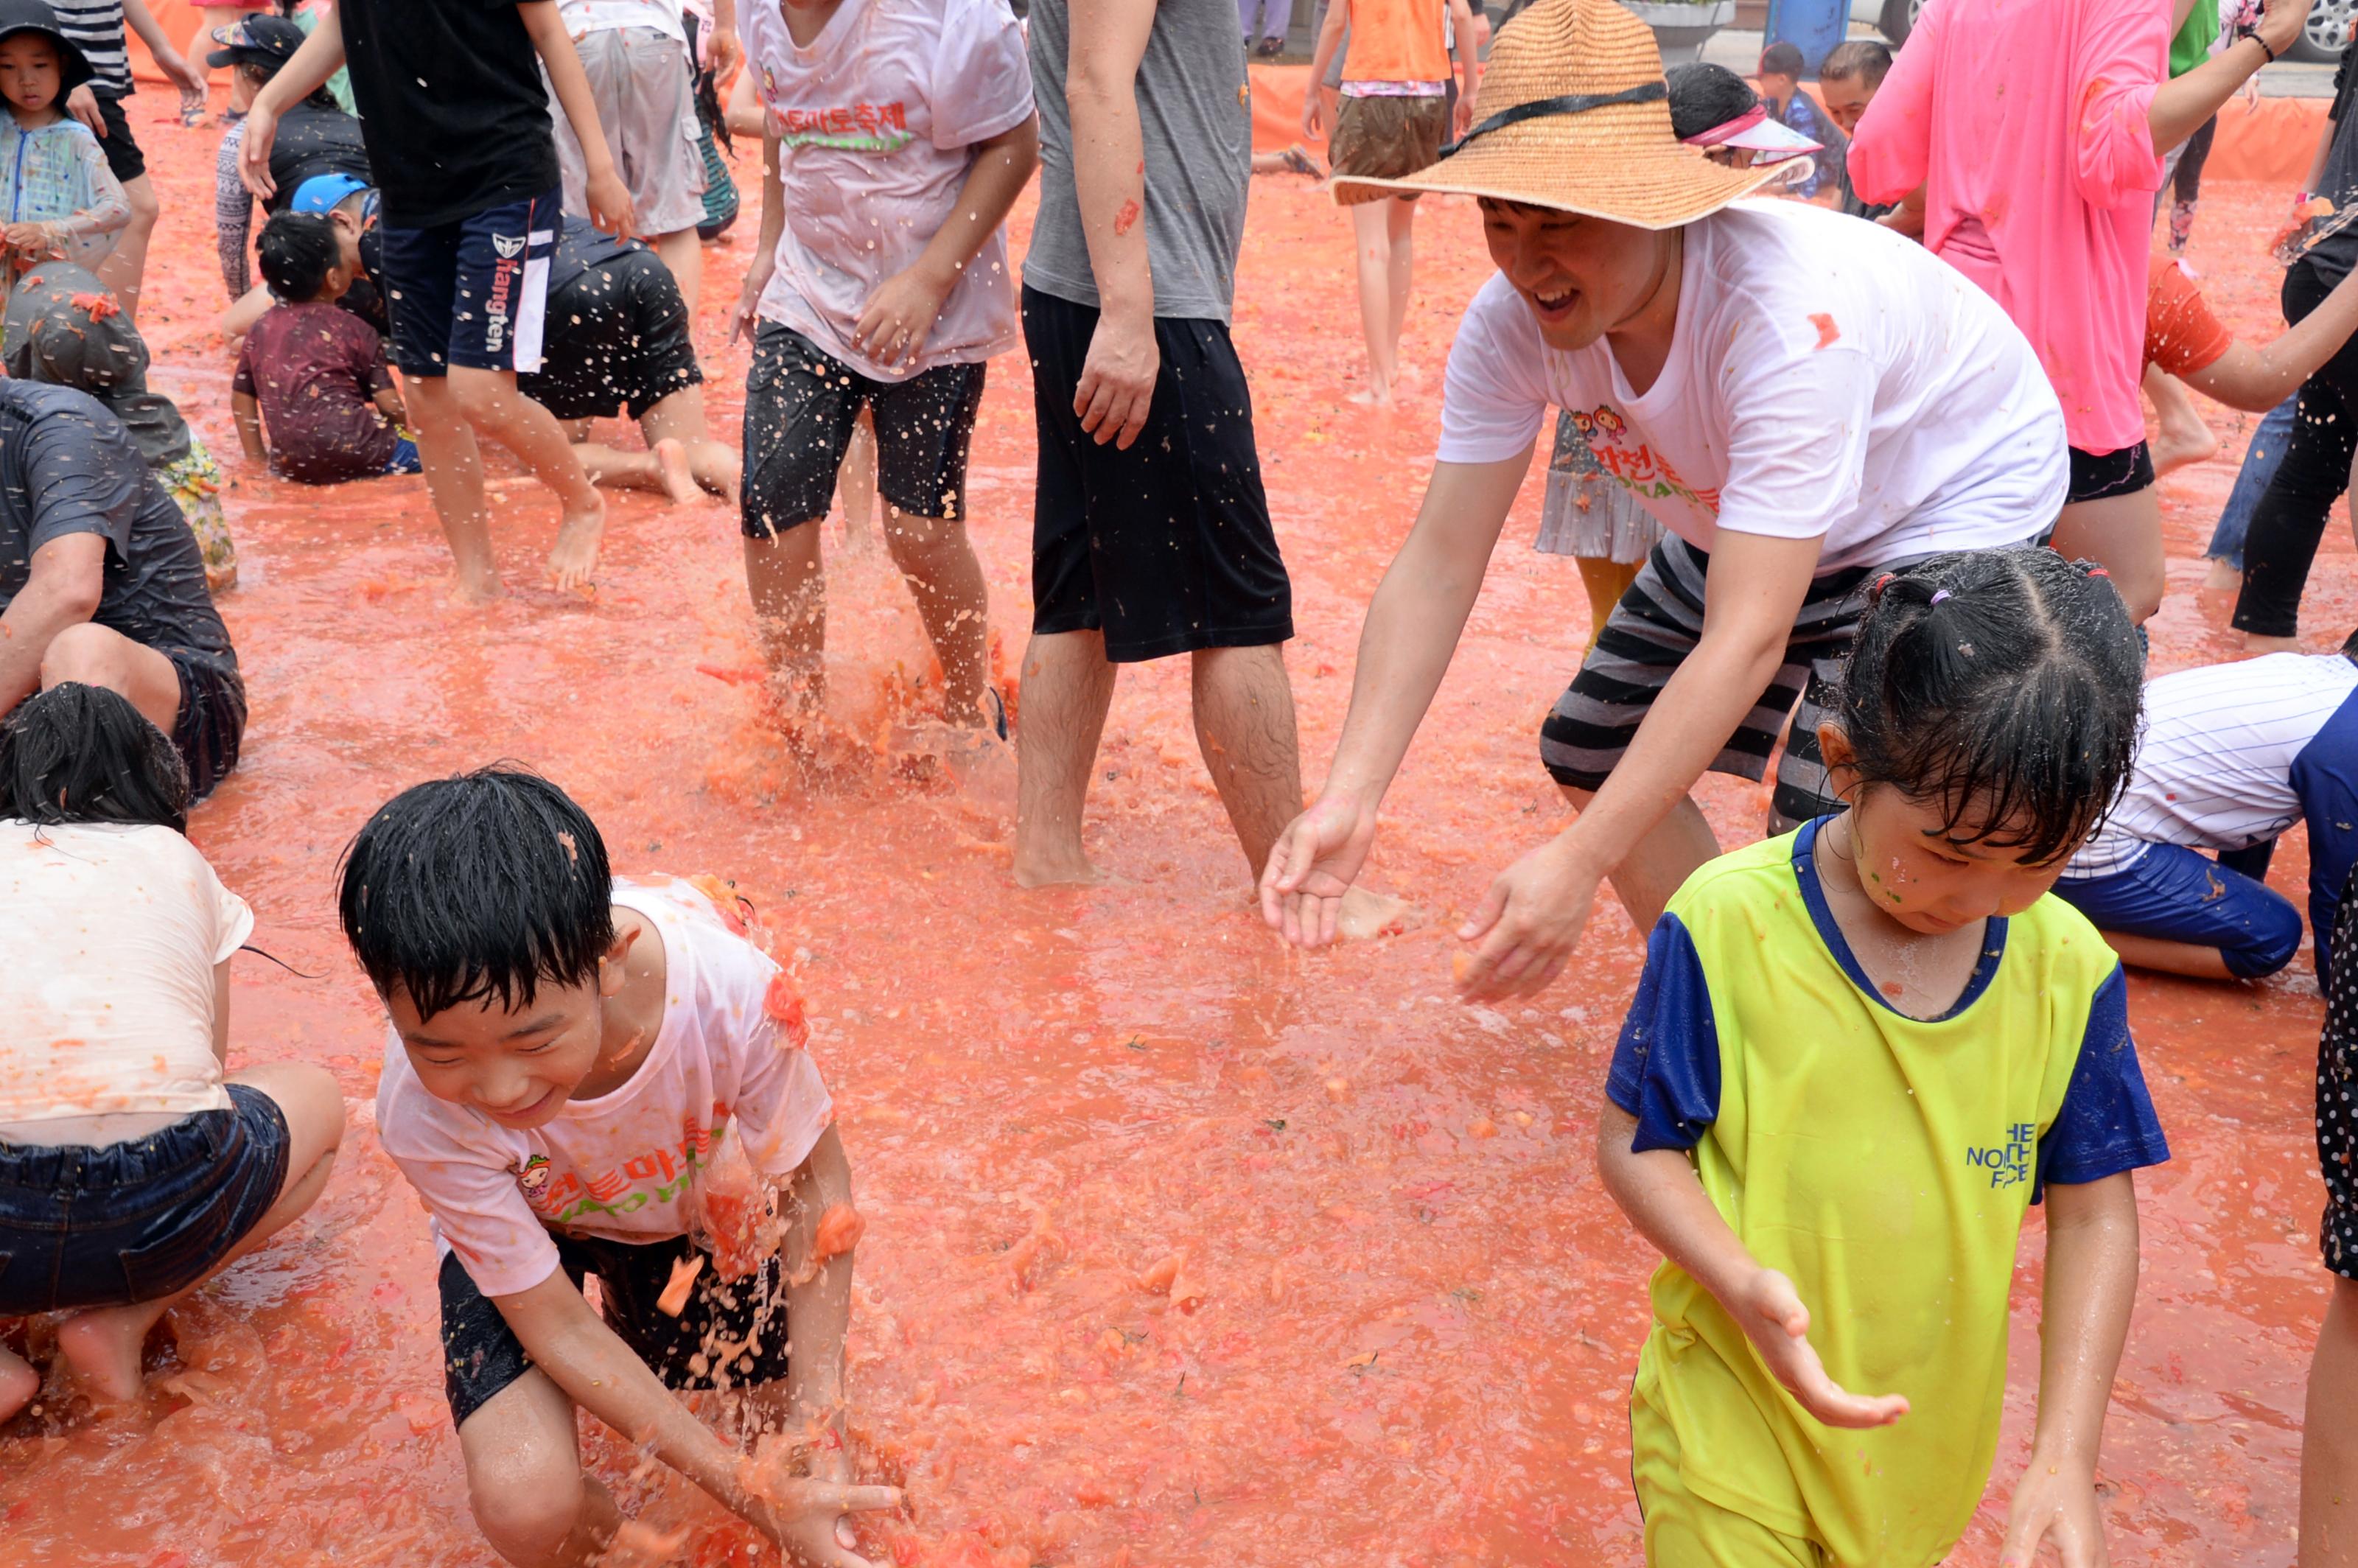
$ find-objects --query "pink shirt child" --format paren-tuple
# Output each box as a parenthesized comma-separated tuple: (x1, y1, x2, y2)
(1848, 0, 2171, 458)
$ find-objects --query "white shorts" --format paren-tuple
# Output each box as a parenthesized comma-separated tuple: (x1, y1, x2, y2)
(546, 26, 707, 237)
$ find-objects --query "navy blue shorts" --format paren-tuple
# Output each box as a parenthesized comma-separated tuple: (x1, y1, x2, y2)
(377, 189, 560, 379)
(2054, 841, 2305, 979)
(0, 1085, 292, 1314)
(438, 1232, 791, 1429)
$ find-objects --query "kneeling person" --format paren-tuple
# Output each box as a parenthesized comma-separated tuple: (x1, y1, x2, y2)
(234, 213, 418, 485)
(0, 379, 245, 798)
(346, 768, 896, 1566)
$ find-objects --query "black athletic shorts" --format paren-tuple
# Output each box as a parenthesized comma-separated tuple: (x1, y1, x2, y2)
(88, 89, 144, 183)
(167, 646, 246, 802)
(436, 1235, 790, 1429)
(377, 188, 559, 379)
(739, 321, 984, 536)
(519, 248, 702, 423)
(1023, 285, 1293, 663)
(2066, 441, 2157, 505)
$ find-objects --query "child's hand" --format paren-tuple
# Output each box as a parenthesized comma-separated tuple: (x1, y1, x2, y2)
(1734, 1267, 1911, 1429)
(1301, 92, 1323, 142)
(2, 222, 56, 257)
(584, 164, 637, 240)
(1998, 1450, 2107, 1568)
(64, 85, 102, 137)
(738, 1466, 901, 1568)
(850, 264, 954, 370)
(729, 276, 766, 346)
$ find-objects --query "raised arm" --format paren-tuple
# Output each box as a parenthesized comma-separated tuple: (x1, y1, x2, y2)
(1066, 0, 1158, 449)
(1259, 452, 1532, 945)
(241, 7, 343, 201)
(2186, 262, 2358, 410)
(2149, 0, 2309, 155)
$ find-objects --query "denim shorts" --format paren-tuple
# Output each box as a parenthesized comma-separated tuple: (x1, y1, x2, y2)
(0, 1085, 292, 1314)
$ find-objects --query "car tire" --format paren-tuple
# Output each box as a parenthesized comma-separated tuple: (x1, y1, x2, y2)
(1878, 0, 1916, 46)
(2289, 0, 2354, 63)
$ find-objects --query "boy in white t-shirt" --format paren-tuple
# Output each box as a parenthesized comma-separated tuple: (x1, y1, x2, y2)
(1262, 0, 2068, 998)
(346, 768, 899, 1568)
(730, 0, 1036, 738)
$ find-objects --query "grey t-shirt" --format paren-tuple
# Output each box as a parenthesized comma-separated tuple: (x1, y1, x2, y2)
(0, 382, 233, 666)
(1024, 0, 1251, 323)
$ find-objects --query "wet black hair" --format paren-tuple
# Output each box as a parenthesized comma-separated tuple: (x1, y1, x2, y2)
(1820, 39, 1892, 89)
(1758, 41, 1806, 79)
(1665, 62, 1757, 142)
(337, 766, 615, 1021)
(1833, 548, 2144, 866)
(257, 211, 338, 304)
(0, 682, 189, 832)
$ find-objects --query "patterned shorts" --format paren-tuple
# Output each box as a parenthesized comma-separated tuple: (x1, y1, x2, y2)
(162, 437, 237, 596)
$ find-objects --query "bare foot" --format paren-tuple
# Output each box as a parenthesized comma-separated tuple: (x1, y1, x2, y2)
(547, 492, 606, 595)
(1014, 848, 1108, 888)
(694, 445, 744, 508)
(652, 438, 698, 505)
(2201, 556, 2241, 593)
(2151, 410, 2220, 477)
(1346, 381, 1396, 407)
(447, 567, 506, 606)
(54, 1307, 153, 1403)
(0, 1343, 38, 1421)
(1334, 886, 1426, 940)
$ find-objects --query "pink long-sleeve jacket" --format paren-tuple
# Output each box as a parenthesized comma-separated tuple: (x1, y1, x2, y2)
(1849, 0, 2171, 456)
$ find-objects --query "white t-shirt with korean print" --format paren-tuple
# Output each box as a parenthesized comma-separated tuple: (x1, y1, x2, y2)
(375, 878, 832, 1300)
(744, 0, 1034, 382)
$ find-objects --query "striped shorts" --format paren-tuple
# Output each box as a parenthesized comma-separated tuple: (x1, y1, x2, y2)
(1539, 536, 1891, 827)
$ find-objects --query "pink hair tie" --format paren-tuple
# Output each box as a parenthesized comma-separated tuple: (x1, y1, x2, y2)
(1929, 589, 1953, 605)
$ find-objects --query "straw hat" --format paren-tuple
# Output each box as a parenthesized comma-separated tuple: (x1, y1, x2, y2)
(1332, 0, 1781, 228)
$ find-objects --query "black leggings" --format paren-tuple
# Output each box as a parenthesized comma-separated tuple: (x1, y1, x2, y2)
(2236, 261, 2358, 638)
(2175, 114, 2217, 204)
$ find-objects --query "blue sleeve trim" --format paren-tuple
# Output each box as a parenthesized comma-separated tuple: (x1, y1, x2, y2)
(2035, 965, 2172, 1200)
(1606, 913, 1722, 1154)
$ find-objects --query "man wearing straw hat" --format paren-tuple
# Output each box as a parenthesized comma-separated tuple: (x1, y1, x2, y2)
(1260, 0, 2068, 990)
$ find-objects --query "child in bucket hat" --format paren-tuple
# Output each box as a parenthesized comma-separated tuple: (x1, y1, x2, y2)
(0, 0, 127, 273)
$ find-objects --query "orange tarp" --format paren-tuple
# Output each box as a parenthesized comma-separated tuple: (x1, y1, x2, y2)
(1251, 59, 2329, 184)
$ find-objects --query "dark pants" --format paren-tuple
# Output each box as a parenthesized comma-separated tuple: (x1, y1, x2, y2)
(2235, 261, 2358, 638)
(2175, 114, 2217, 203)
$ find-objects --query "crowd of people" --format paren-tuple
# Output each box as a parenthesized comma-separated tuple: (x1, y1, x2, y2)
(7, 0, 2358, 1561)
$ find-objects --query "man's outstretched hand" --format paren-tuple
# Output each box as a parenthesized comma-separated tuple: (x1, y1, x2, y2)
(1735, 1267, 1911, 1430)
(1259, 794, 1381, 948)
(1453, 834, 1604, 999)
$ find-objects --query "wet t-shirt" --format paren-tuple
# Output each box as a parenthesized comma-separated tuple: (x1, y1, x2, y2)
(375, 878, 835, 1299)
(263, 101, 374, 218)
(1024, 0, 1250, 323)
(0, 381, 233, 664)
(233, 301, 401, 483)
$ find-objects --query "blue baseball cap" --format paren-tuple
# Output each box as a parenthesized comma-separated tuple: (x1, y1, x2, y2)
(291, 173, 372, 215)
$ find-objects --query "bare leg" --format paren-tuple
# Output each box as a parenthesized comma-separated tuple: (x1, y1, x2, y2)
(2307, 1278, 2358, 1567)
(1383, 196, 1415, 384)
(403, 375, 503, 603)
(1014, 628, 1118, 886)
(1348, 199, 1399, 406)
(2051, 485, 2165, 623)
(2145, 365, 2219, 476)
(446, 366, 606, 593)
(743, 524, 827, 715)
(838, 407, 878, 551)
(2099, 928, 2237, 980)
(38, 621, 184, 736)
(571, 438, 696, 502)
(1188, 643, 1304, 877)
(879, 505, 990, 726)
(94, 173, 158, 323)
(640, 385, 740, 504)
(459, 1368, 623, 1568)
(651, 228, 702, 322)
(1563, 784, 1722, 933)
(53, 1061, 343, 1402)
(0, 1343, 37, 1423)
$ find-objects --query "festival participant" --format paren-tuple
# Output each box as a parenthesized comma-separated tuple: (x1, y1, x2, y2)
(239, 0, 635, 602)
(8, 262, 240, 592)
(2051, 638, 2358, 987)
(0, 1, 127, 273)
(346, 767, 898, 1568)
(0, 379, 245, 798)
(1302, 0, 1478, 405)
(50, 0, 207, 318)
(0, 683, 343, 1422)
(209, 15, 367, 301)
(1600, 548, 2165, 1567)
(233, 214, 416, 484)
(1847, 0, 2309, 623)
(2144, 250, 2358, 476)
(1261, 0, 2065, 988)
(1752, 41, 1835, 200)
(732, 0, 1037, 735)
(2301, 869, 2358, 1566)
(545, 0, 715, 317)
(1816, 39, 1890, 220)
